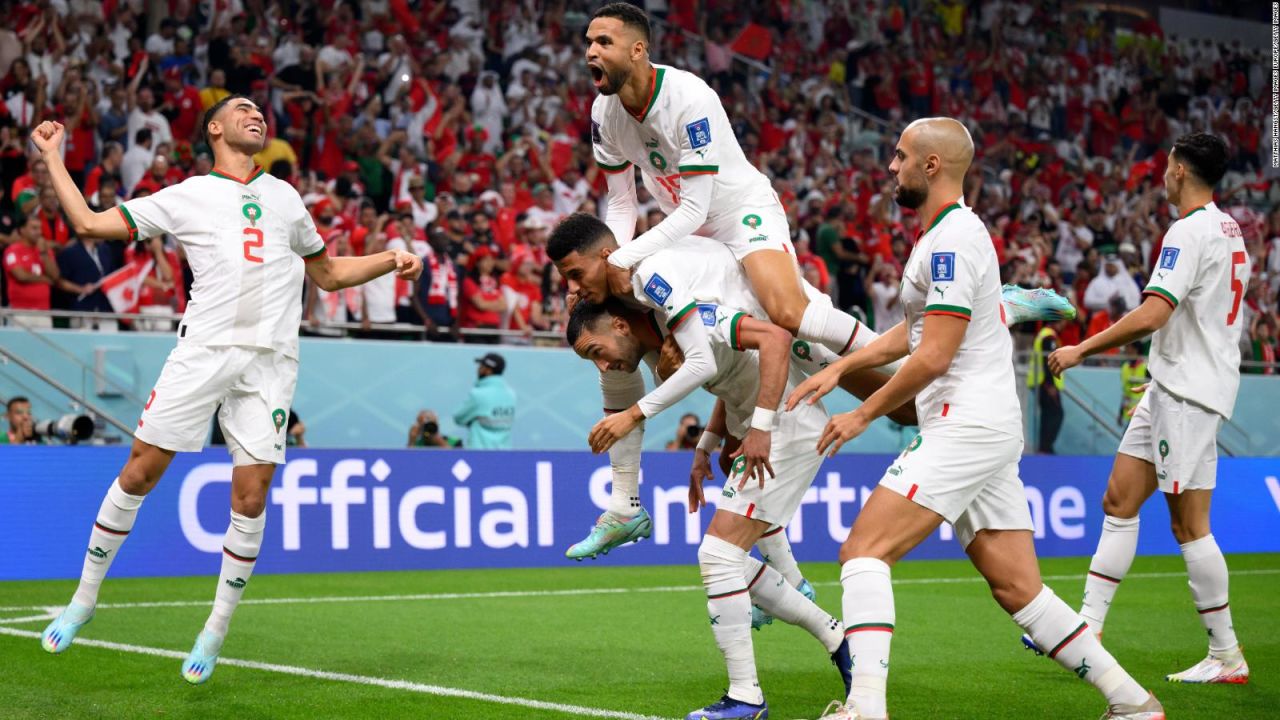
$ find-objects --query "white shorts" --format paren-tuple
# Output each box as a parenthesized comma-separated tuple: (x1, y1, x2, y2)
(878, 423, 1034, 548)
(1116, 382, 1221, 494)
(135, 344, 299, 465)
(717, 401, 827, 526)
(701, 197, 793, 262)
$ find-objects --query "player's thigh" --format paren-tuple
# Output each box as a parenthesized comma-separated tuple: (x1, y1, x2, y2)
(965, 528, 1043, 614)
(842, 485, 946, 565)
(741, 250, 808, 330)
(136, 344, 245, 454)
(220, 350, 299, 467)
(706, 510, 773, 551)
(1149, 386, 1221, 496)
(1164, 489, 1214, 544)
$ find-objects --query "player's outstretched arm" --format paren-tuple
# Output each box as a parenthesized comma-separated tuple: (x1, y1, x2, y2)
(306, 249, 423, 292)
(786, 321, 909, 410)
(1049, 296, 1172, 375)
(817, 315, 963, 456)
(31, 121, 129, 241)
(688, 398, 727, 513)
(602, 169, 640, 246)
(606, 173, 714, 269)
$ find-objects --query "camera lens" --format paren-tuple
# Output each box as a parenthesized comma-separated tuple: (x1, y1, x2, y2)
(423, 421, 439, 435)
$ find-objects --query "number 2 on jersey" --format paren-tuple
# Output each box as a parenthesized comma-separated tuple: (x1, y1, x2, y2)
(243, 227, 265, 264)
(1226, 251, 1246, 325)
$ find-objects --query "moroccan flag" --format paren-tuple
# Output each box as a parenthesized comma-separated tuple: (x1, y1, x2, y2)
(100, 259, 153, 314)
(730, 23, 773, 61)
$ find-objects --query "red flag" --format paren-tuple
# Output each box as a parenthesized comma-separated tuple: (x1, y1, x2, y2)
(100, 259, 153, 314)
(730, 24, 773, 61)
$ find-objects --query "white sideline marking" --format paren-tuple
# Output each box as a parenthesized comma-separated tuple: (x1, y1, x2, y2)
(1, 568, 1276, 614)
(0, 626, 669, 720)
(0, 611, 57, 625)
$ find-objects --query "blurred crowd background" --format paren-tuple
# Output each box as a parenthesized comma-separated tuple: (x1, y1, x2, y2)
(0, 0, 1276, 370)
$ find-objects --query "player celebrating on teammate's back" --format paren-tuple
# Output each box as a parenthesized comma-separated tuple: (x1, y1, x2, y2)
(1046, 133, 1250, 685)
(34, 98, 423, 684)
(788, 118, 1162, 720)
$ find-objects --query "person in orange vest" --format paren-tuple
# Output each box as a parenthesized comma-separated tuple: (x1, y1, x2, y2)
(1118, 342, 1149, 424)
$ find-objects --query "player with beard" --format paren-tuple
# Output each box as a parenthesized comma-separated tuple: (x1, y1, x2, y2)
(787, 118, 1163, 720)
(33, 98, 422, 684)
(572, 3, 1071, 562)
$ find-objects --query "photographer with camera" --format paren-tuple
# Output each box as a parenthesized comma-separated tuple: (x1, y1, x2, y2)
(665, 412, 702, 451)
(1, 396, 37, 444)
(408, 409, 462, 448)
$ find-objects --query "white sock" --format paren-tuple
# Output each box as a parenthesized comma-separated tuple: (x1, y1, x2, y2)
(1013, 585, 1148, 707)
(841, 558, 894, 718)
(1180, 534, 1238, 654)
(744, 556, 841, 652)
(203, 510, 265, 638)
(606, 427, 643, 516)
(72, 479, 145, 608)
(755, 526, 803, 588)
(699, 535, 762, 705)
(798, 300, 862, 355)
(1080, 515, 1140, 633)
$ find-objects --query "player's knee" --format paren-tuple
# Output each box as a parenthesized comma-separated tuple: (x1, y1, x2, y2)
(989, 578, 1039, 615)
(1100, 484, 1139, 518)
(117, 460, 160, 495)
(230, 491, 267, 518)
(1168, 515, 1208, 545)
(765, 301, 806, 334)
(838, 535, 894, 566)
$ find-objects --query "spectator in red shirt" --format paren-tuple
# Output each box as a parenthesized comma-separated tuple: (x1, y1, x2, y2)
(414, 228, 461, 342)
(125, 237, 184, 331)
(458, 247, 505, 339)
(501, 256, 545, 342)
(3, 214, 59, 326)
(161, 68, 203, 143)
(84, 143, 124, 204)
(1084, 295, 1127, 355)
(131, 154, 180, 197)
(35, 187, 70, 248)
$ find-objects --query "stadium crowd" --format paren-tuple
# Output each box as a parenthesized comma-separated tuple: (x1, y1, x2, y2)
(0, 0, 1276, 370)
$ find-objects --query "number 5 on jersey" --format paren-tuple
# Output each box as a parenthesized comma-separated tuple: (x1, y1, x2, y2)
(243, 227, 265, 264)
(1227, 251, 1245, 325)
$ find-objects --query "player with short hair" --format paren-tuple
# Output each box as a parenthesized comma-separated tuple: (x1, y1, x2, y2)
(1047, 132, 1250, 685)
(788, 118, 1161, 720)
(566, 298, 918, 719)
(33, 97, 422, 684)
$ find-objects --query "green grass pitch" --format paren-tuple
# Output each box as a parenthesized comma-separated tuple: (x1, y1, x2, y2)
(1, 554, 1276, 719)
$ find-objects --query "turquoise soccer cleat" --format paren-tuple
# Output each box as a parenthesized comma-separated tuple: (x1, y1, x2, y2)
(40, 602, 94, 654)
(565, 508, 653, 560)
(181, 630, 225, 685)
(1001, 284, 1077, 324)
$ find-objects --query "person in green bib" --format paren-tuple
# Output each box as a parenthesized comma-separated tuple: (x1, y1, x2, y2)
(453, 353, 517, 449)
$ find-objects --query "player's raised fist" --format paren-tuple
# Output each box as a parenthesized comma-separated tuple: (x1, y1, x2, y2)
(31, 121, 65, 154)
(392, 249, 423, 281)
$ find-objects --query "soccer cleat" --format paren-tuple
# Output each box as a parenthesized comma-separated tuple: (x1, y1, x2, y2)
(1001, 284, 1078, 324)
(831, 637, 853, 696)
(1166, 648, 1249, 684)
(685, 694, 768, 720)
(40, 602, 94, 654)
(814, 700, 885, 719)
(181, 630, 225, 685)
(565, 508, 653, 561)
(1099, 692, 1165, 719)
(1020, 633, 1044, 655)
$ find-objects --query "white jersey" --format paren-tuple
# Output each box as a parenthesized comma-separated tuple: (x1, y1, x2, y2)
(120, 167, 326, 359)
(900, 199, 1021, 436)
(591, 64, 775, 216)
(1142, 201, 1249, 417)
(628, 236, 764, 329)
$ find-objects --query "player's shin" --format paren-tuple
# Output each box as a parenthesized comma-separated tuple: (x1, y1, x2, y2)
(1181, 534, 1239, 653)
(1081, 515, 1140, 634)
(606, 428, 643, 515)
(797, 300, 862, 356)
(1013, 585, 1149, 707)
(73, 478, 146, 608)
(744, 555, 841, 652)
(699, 535, 762, 705)
(204, 510, 266, 637)
(841, 558, 895, 719)
(755, 525, 803, 587)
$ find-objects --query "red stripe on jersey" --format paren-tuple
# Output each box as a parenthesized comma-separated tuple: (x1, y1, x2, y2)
(906, 484, 919, 500)
(941, 403, 950, 417)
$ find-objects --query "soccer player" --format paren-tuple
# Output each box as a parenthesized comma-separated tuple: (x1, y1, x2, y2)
(32, 99, 423, 684)
(567, 298, 910, 719)
(787, 118, 1161, 720)
(1047, 133, 1250, 685)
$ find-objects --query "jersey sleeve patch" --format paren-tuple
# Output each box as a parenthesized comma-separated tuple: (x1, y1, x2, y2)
(697, 303, 718, 326)
(930, 252, 955, 281)
(643, 273, 673, 305)
(1158, 247, 1180, 270)
(685, 117, 712, 149)
(591, 120, 602, 144)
